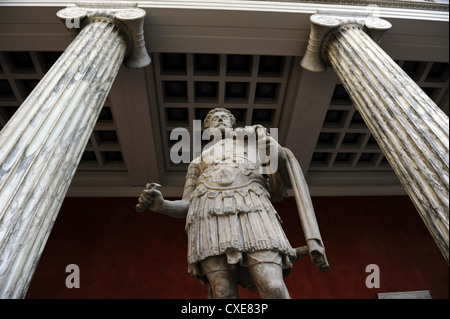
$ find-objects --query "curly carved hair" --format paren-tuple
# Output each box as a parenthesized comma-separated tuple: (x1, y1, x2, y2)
(202, 108, 236, 129)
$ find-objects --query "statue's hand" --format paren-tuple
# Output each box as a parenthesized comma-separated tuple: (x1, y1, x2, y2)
(253, 125, 287, 169)
(137, 183, 164, 213)
(311, 251, 329, 272)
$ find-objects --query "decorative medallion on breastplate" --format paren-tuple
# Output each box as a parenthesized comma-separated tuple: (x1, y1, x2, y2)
(212, 167, 236, 186)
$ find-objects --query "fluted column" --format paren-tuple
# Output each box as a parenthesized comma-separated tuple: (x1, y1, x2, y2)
(0, 4, 150, 298)
(301, 13, 449, 263)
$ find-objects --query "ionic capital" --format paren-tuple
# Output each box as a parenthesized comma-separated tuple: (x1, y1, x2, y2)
(57, 1, 151, 68)
(301, 12, 391, 72)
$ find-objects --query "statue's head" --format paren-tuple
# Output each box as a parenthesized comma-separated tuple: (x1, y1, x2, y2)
(203, 108, 236, 130)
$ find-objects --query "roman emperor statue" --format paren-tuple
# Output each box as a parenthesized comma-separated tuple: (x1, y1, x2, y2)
(137, 108, 328, 299)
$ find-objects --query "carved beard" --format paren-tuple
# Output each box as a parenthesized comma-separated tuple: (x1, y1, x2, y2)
(216, 125, 227, 137)
(206, 125, 233, 140)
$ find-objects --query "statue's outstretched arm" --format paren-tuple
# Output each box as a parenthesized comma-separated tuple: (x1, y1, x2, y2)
(135, 160, 200, 218)
(136, 183, 189, 218)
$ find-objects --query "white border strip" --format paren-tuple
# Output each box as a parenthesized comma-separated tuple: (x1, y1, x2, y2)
(0, 0, 448, 21)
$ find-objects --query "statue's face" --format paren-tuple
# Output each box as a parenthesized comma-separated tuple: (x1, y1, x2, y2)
(209, 111, 232, 129)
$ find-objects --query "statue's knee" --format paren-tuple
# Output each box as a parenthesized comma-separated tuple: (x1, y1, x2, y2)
(249, 263, 290, 299)
(209, 272, 237, 299)
(212, 283, 234, 299)
(264, 280, 288, 298)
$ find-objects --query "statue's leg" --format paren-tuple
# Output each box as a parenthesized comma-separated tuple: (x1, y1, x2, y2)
(246, 251, 291, 299)
(200, 255, 239, 299)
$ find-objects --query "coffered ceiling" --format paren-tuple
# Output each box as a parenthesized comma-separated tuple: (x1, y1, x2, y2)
(0, 1, 448, 197)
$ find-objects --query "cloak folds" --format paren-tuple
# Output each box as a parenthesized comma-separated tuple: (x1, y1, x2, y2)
(282, 147, 329, 271)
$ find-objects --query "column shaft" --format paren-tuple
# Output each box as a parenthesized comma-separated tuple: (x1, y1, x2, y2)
(324, 25, 449, 262)
(0, 18, 126, 298)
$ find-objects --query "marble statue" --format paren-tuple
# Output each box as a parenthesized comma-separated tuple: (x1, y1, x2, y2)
(136, 108, 328, 299)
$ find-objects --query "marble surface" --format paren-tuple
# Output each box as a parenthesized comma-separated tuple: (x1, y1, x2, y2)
(0, 16, 126, 298)
(324, 23, 449, 263)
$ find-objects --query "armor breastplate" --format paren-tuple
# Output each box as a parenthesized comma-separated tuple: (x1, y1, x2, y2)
(196, 138, 266, 190)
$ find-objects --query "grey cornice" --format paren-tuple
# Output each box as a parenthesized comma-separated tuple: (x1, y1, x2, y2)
(1, 0, 448, 12)
(255, 0, 449, 12)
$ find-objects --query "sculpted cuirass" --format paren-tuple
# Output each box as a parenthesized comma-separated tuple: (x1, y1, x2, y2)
(196, 137, 267, 190)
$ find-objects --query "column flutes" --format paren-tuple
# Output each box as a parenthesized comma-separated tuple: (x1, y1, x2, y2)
(0, 4, 150, 298)
(302, 13, 449, 263)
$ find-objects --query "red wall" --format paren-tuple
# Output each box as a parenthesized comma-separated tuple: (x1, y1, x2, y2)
(26, 195, 448, 299)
